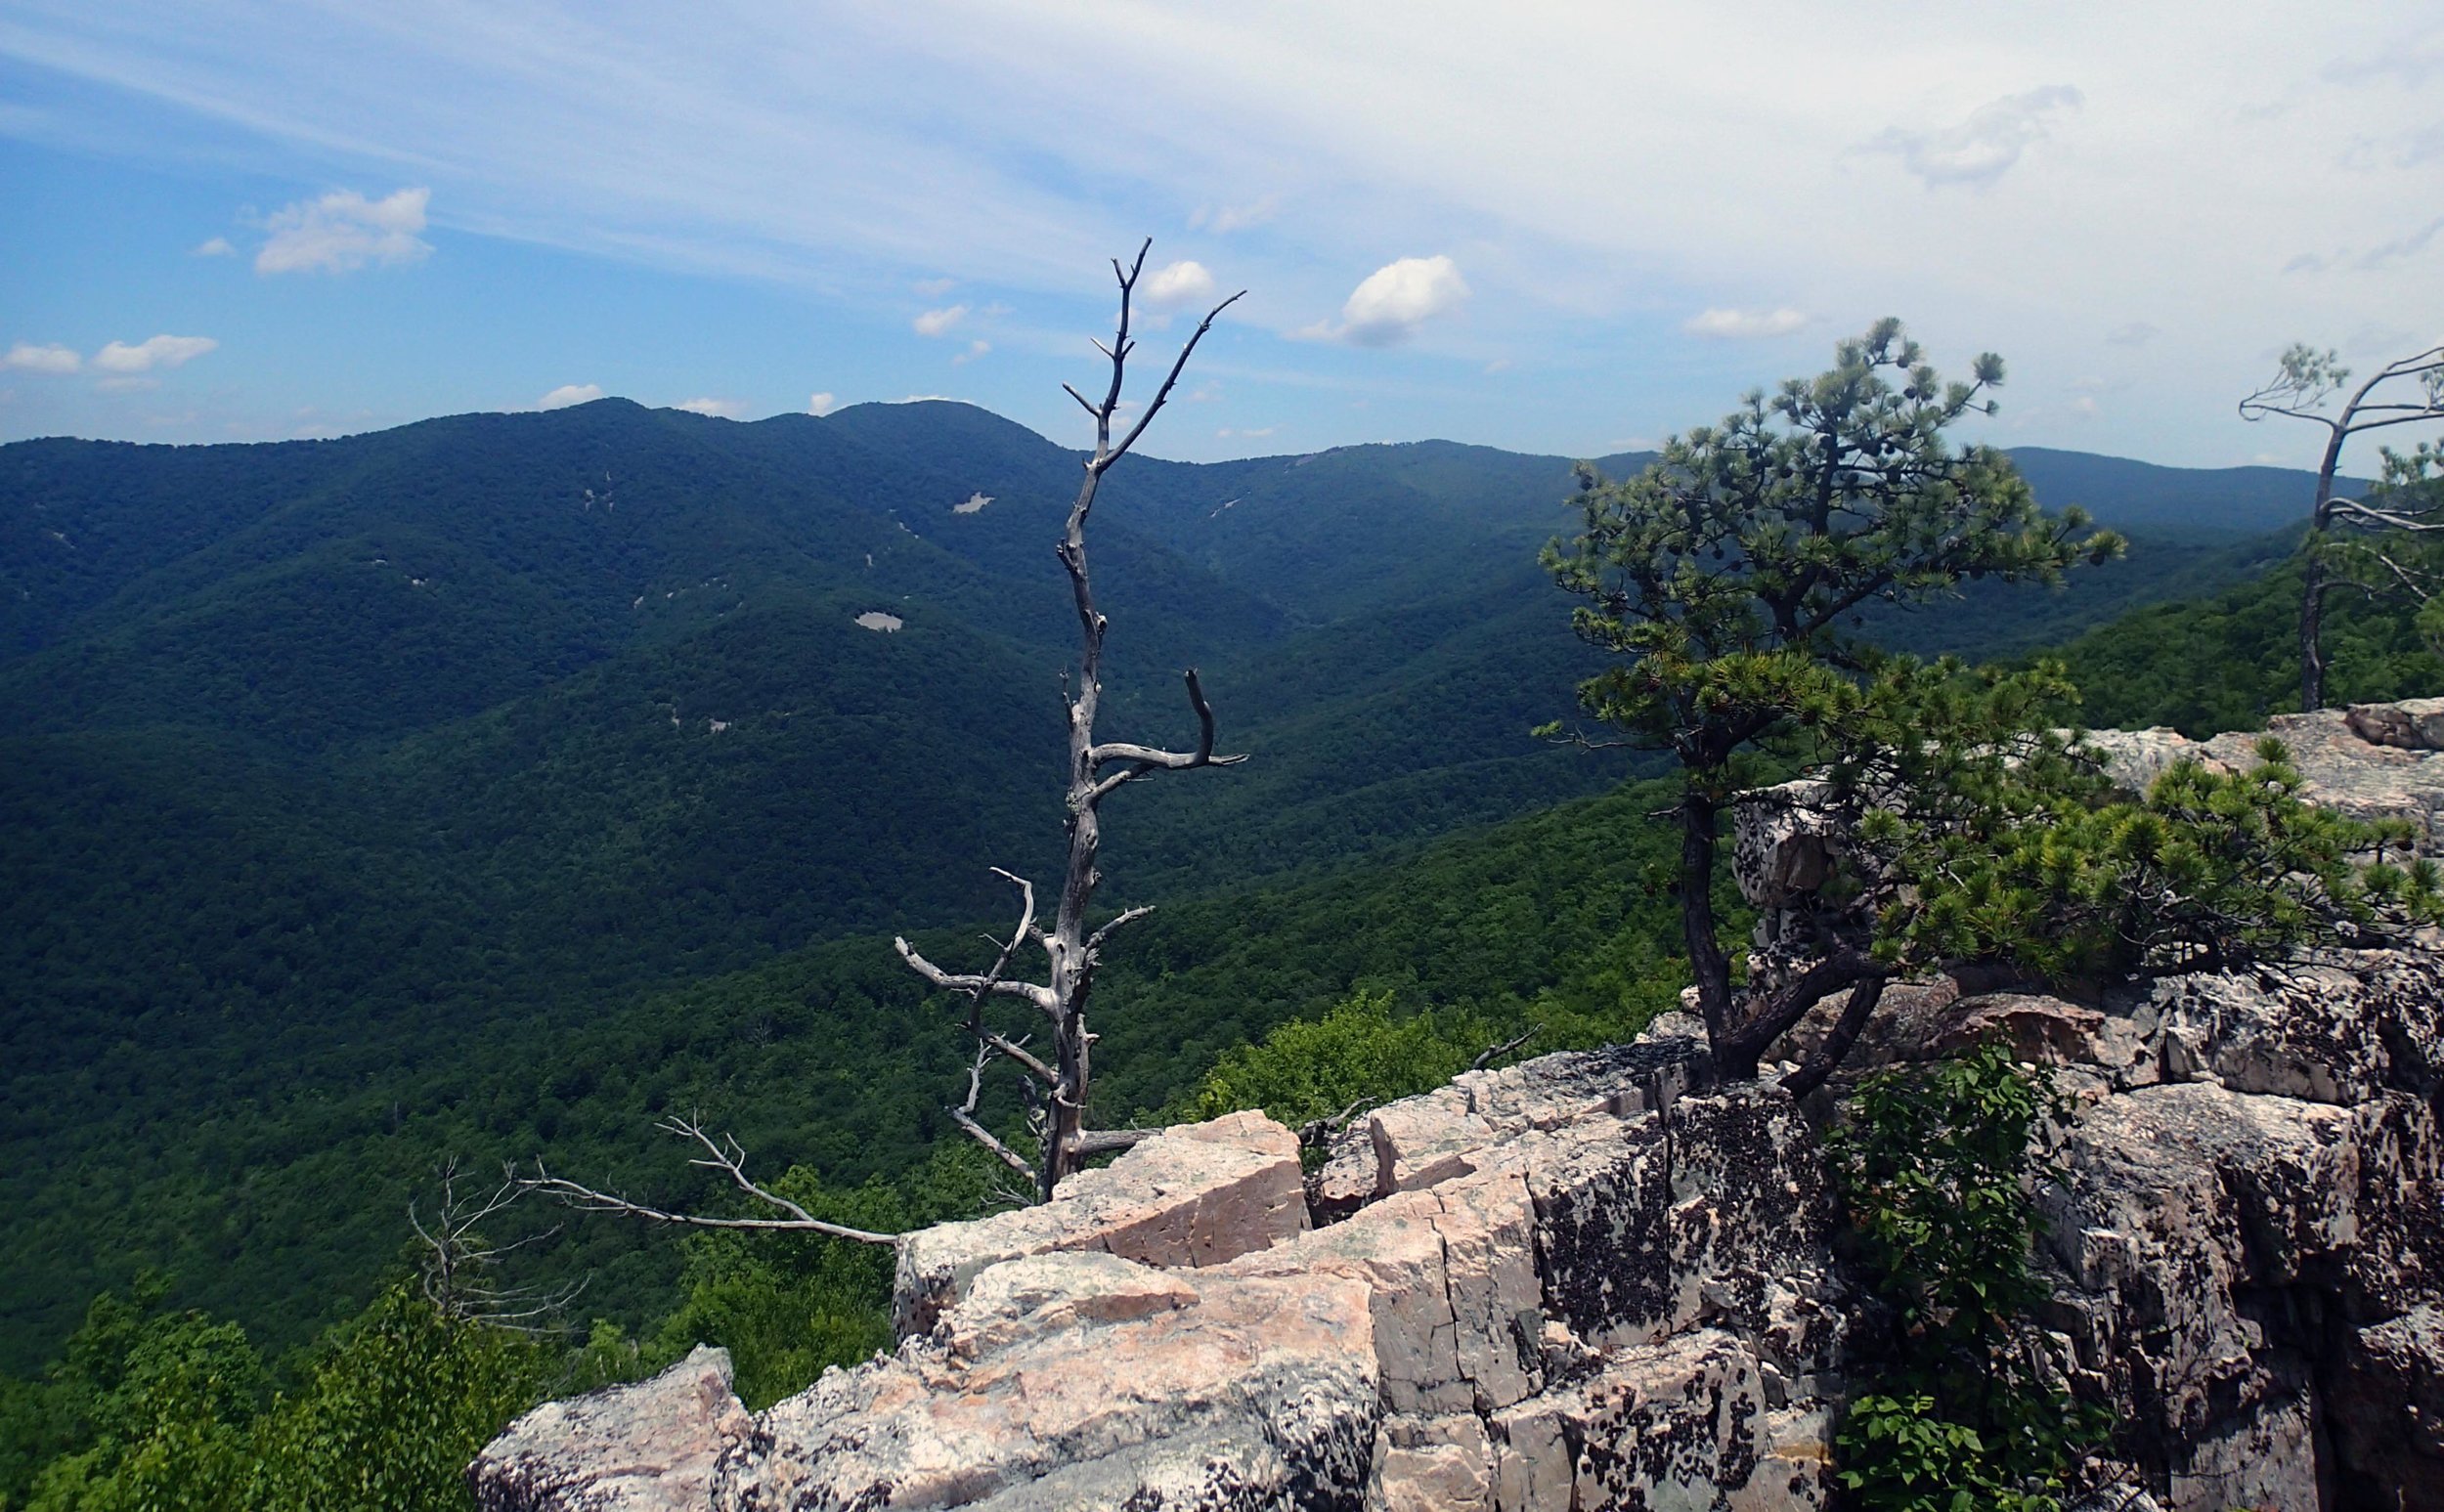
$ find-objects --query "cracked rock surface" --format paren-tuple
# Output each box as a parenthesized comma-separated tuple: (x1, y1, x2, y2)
(472, 705, 2444, 1511)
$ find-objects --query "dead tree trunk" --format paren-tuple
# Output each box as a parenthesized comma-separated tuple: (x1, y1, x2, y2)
(522, 247, 1244, 1234)
(2243, 343, 2444, 711)
(898, 242, 1244, 1201)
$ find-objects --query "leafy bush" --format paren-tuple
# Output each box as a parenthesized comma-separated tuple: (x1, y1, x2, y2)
(1830, 1044, 2108, 1511)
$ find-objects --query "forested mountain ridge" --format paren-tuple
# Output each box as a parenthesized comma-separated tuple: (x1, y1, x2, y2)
(0, 398, 2365, 1370)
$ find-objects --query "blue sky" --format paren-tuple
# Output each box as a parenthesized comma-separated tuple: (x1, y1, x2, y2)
(2, 3, 2438, 467)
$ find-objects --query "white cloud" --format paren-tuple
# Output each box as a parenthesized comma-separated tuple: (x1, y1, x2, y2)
(1304, 255, 1469, 346)
(1191, 195, 1279, 234)
(1682, 307, 1809, 340)
(539, 383, 604, 410)
(950, 338, 990, 365)
(913, 304, 968, 336)
(191, 237, 236, 257)
(807, 391, 838, 415)
(95, 375, 160, 393)
(11, 5, 2438, 463)
(4, 342, 81, 374)
(2105, 322, 2160, 347)
(1143, 259, 1217, 307)
(675, 396, 743, 417)
(93, 334, 217, 372)
(1863, 86, 2083, 189)
(1216, 425, 1277, 438)
(911, 277, 955, 296)
(255, 187, 432, 274)
(1483, 358, 1513, 374)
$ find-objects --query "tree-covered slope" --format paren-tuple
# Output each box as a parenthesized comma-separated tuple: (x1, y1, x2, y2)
(0, 399, 2363, 1372)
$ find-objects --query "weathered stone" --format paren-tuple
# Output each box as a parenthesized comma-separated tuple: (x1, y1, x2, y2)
(2329, 1304, 2444, 1509)
(892, 1109, 1306, 1335)
(1368, 1412, 1492, 1512)
(469, 1346, 749, 1512)
(1489, 1329, 1804, 1511)
(1730, 780, 1842, 909)
(2347, 696, 2444, 752)
(1228, 1167, 1543, 1416)
(722, 1250, 1379, 1511)
(482, 700, 2444, 1512)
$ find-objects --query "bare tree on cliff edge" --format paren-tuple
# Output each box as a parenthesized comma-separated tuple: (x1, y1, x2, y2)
(522, 242, 1245, 1231)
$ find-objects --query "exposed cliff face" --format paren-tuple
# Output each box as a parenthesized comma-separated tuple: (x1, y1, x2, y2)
(470, 700, 2444, 1512)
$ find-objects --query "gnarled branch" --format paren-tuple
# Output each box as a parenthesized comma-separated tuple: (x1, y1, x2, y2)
(518, 1116, 896, 1244)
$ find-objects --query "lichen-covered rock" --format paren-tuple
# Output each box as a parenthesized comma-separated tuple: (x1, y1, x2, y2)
(891, 1109, 1305, 1335)
(1488, 1329, 1803, 1511)
(469, 1346, 749, 1512)
(718, 1250, 1379, 1511)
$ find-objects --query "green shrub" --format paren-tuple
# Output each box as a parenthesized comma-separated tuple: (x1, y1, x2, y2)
(1830, 1044, 2108, 1511)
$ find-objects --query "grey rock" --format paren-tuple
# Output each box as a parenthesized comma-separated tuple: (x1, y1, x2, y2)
(482, 695, 2444, 1511)
(891, 1109, 1305, 1336)
(469, 1346, 748, 1512)
(716, 1250, 1380, 1511)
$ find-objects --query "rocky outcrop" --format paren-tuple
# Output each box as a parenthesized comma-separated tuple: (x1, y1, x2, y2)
(476, 954, 2444, 1510)
(2084, 698, 2444, 845)
(892, 1109, 1307, 1336)
(473, 707, 2444, 1512)
(470, 1346, 751, 1511)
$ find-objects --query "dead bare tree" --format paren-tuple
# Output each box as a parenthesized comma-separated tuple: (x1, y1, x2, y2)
(897, 240, 1246, 1201)
(518, 242, 1243, 1233)
(410, 1157, 590, 1330)
(2240, 340, 2444, 709)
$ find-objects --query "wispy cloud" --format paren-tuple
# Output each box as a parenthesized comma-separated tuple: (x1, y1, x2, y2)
(950, 338, 990, 366)
(1191, 195, 1279, 234)
(912, 304, 968, 336)
(1299, 255, 1468, 346)
(93, 334, 216, 372)
(1682, 307, 1808, 340)
(2360, 214, 2444, 269)
(190, 236, 235, 257)
(4, 342, 82, 374)
(807, 391, 838, 415)
(2105, 322, 2160, 347)
(674, 396, 743, 417)
(539, 383, 603, 410)
(256, 188, 432, 275)
(1863, 86, 2083, 188)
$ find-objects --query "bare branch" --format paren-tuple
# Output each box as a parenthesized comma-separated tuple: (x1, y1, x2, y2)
(409, 1157, 590, 1331)
(1298, 1099, 1375, 1148)
(948, 1040, 1040, 1179)
(518, 1117, 897, 1244)
(1471, 1026, 1542, 1071)
(1068, 1127, 1162, 1156)
(1108, 291, 1247, 462)
(1085, 905, 1155, 956)
(1083, 669, 1251, 802)
(895, 935, 1059, 1015)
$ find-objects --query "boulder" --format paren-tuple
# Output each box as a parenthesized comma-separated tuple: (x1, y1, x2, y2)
(469, 1346, 750, 1512)
(891, 1109, 1305, 1335)
(718, 1250, 1380, 1511)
